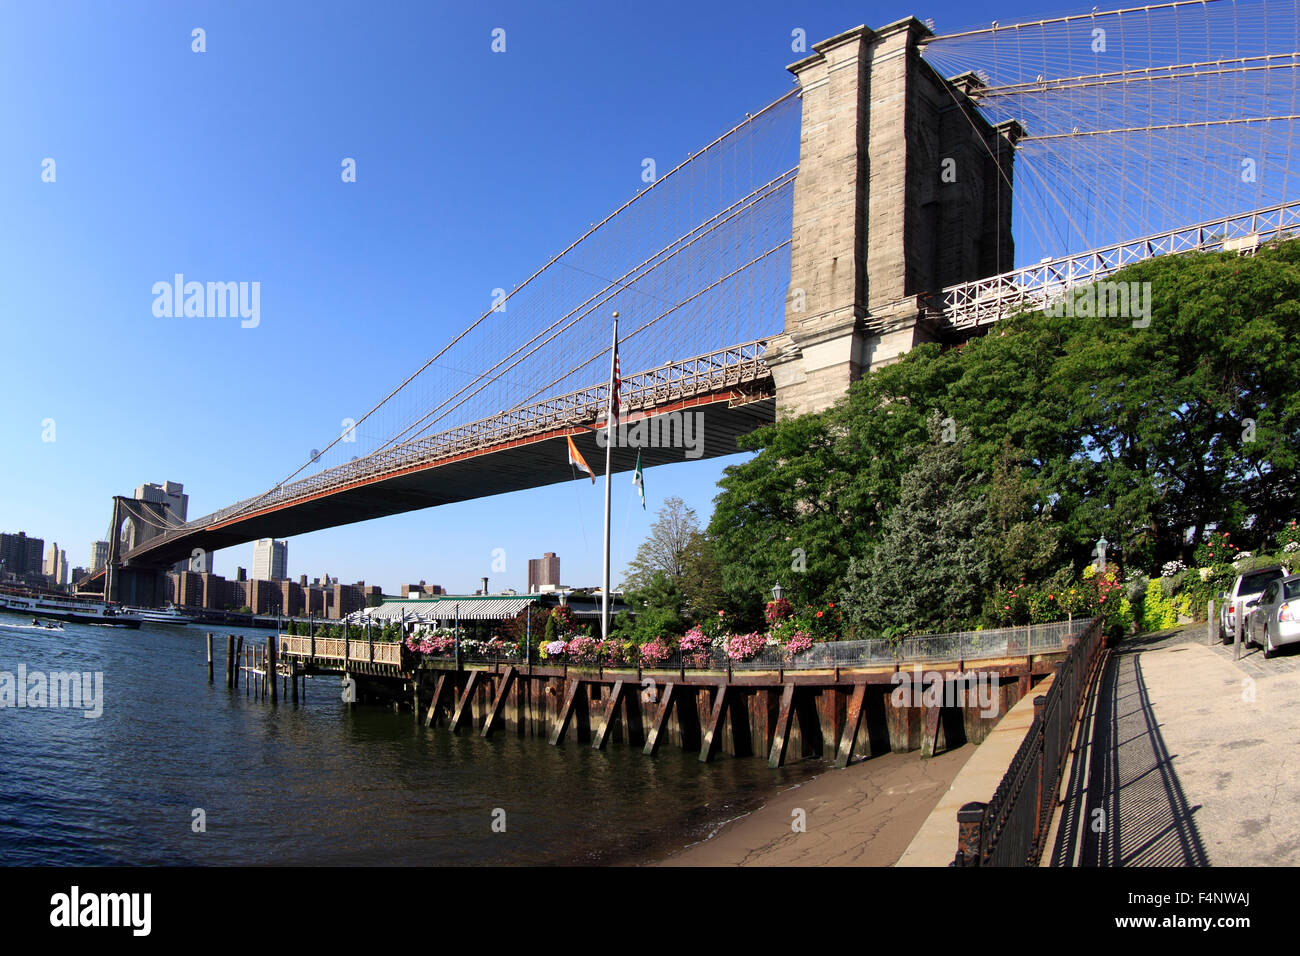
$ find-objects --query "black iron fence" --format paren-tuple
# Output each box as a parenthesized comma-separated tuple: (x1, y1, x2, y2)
(953, 615, 1107, 866)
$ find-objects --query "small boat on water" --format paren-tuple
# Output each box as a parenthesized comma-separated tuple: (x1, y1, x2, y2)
(121, 605, 194, 626)
(0, 593, 143, 628)
(0, 619, 65, 633)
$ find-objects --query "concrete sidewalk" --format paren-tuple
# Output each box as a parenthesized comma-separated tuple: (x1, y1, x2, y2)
(1051, 624, 1300, 866)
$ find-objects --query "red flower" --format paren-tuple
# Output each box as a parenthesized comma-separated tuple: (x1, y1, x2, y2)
(816, 611, 823, 618)
(828, 602, 835, 608)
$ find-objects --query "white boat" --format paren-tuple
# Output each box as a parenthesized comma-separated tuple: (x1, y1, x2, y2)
(0, 619, 66, 633)
(122, 605, 193, 626)
(0, 592, 143, 628)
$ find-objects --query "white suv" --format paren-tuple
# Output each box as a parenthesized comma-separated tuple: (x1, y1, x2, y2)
(1219, 565, 1291, 642)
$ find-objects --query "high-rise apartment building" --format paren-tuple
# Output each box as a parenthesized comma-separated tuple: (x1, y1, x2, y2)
(252, 539, 288, 581)
(0, 532, 44, 578)
(528, 552, 561, 593)
(89, 540, 109, 574)
(130, 481, 191, 573)
(44, 543, 68, 587)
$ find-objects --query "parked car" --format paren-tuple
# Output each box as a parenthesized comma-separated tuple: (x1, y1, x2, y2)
(1246, 574, 1300, 658)
(1219, 565, 1291, 643)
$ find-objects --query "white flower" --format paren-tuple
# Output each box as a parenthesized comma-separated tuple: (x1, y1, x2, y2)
(1161, 560, 1186, 577)
(1285, 541, 1300, 553)
(1199, 567, 1212, 581)
(1233, 551, 1253, 564)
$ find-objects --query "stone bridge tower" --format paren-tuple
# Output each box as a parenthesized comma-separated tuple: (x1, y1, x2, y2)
(766, 19, 1021, 417)
(104, 495, 171, 606)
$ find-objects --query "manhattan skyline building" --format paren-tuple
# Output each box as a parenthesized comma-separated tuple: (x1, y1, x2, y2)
(89, 540, 109, 574)
(43, 542, 68, 588)
(128, 480, 192, 573)
(0, 531, 45, 580)
(252, 538, 288, 581)
(528, 552, 561, 593)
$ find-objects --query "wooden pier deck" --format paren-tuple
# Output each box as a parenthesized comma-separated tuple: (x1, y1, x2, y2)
(264, 633, 1071, 769)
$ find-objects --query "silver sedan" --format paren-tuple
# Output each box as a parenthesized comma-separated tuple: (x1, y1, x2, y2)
(1247, 574, 1300, 659)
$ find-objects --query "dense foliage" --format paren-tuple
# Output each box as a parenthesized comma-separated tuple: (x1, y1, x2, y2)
(704, 241, 1300, 636)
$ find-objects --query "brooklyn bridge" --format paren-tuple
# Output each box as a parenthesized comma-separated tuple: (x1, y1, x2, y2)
(89, 0, 1300, 604)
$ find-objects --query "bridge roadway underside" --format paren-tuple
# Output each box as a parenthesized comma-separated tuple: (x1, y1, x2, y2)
(125, 393, 775, 569)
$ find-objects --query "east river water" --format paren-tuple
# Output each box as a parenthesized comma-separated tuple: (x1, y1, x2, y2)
(0, 615, 825, 865)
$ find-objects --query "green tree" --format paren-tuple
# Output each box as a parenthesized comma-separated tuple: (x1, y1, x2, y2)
(982, 435, 1061, 590)
(610, 570, 688, 643)
(839, 415, 993, 638)
(678, 531, 727, 620)
(622, 496, 700, 591)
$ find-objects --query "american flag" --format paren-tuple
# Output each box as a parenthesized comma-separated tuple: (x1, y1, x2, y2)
(608, 328, 621, 430)
(608, 325, 624, 429)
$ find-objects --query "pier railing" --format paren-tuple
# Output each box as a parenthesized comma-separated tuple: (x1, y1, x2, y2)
(279, 635, 403, 667)
(406, 618, 1089, 672)
(276, 619, 1088, 677)
(952, 615, 1107, 867)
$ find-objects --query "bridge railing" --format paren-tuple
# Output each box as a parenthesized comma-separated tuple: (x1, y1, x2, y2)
(934, 199, 1300, 329)
(952, 615, 1107, 867)
(125, 340, 773, 560)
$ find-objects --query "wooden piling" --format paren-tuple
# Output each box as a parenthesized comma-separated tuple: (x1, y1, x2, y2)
(225, 634, 235, 688)
(234, 636, 243, 689)
(835, 683, 867, 769)
(450, 671, 481, 733)
(768, 683, 796, 768)
(267, 637, 278, 705)
(592, 679, 625, 750)
(482, 666, 517, 739)
(206, 633, 214, 684)
(289, 656, 299, 704)
(699, 682, 729, 763)
(425, 674, 448, 728)
(644, 682, 676, 756)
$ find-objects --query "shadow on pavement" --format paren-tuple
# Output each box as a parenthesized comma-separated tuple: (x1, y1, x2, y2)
(1052, 637, 1209, 866)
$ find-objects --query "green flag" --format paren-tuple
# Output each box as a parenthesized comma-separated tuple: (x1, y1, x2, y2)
(632, 451, 645, 509)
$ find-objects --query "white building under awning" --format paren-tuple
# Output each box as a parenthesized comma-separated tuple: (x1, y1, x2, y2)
(345, 594, 542, 625)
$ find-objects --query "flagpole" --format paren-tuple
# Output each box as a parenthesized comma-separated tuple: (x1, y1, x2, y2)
(602, 312, 618, 642)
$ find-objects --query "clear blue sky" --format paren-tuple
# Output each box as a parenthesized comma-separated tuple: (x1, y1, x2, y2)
(1, 0, 1067, 594)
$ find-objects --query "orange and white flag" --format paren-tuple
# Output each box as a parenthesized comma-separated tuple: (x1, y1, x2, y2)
(567, 435, 594, 483)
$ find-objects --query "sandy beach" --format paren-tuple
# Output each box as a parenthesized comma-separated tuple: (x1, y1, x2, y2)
(650, 746, 973, 866)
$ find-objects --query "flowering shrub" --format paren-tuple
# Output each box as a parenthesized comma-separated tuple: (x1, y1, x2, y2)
(405, 633, 456, 655)
(679, 627, 710, 653)
(596, 640, 635, 665)
(1161, 560, 1187, 577)
(566, 636, 599, 663)
(724, 631, 767, 662)
(764, 599, 792, 624)
(1279, 520, 1300, 549)
(786, 631, 813, 657)
(1286, 541, 1300, 554)
(639, 637, 672, 666)
(679, 627, 712, 667)
(1000, 567, 1125, 628)
(1194, 531, 1238, 568)
(699, 610, 731, 641)
(544, 640, 568, 658)
(1233, 551, 1254, 565)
